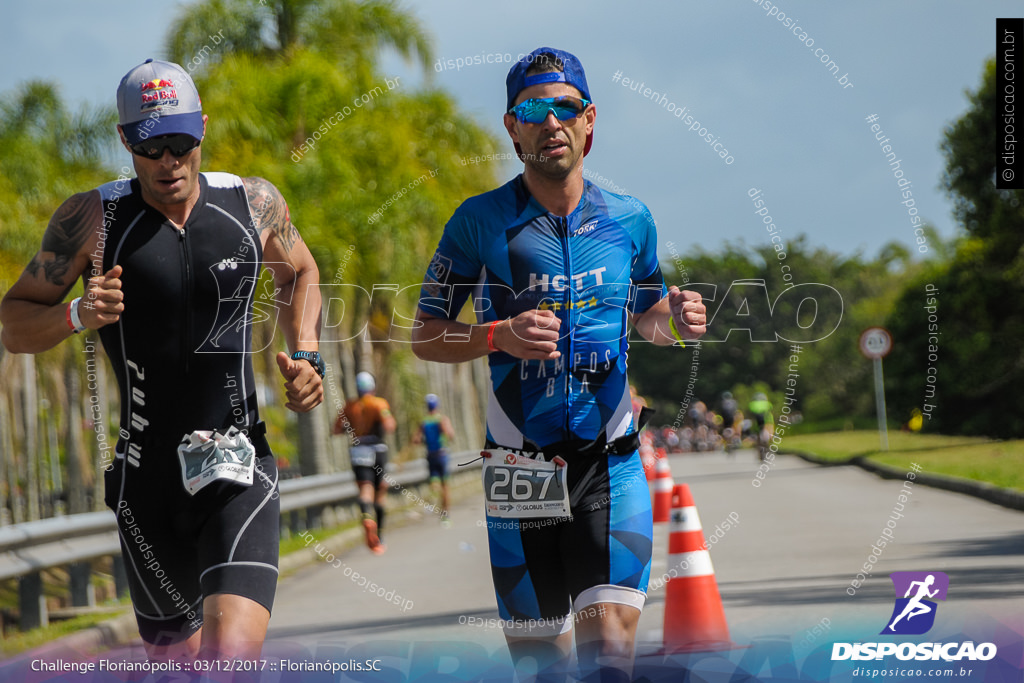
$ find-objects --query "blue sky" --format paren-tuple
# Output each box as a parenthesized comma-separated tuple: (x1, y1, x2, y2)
(0, 1, 1014, 263)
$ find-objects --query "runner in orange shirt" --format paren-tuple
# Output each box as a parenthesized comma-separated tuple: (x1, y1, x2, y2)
(334, 372, 396, 553)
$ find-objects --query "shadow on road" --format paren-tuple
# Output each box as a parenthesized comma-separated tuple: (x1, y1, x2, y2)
(643, 566, 1024, 609)
(673, 459, 839, 484)
(267, 607, 500, 640)
(925, 531, 1024, 558)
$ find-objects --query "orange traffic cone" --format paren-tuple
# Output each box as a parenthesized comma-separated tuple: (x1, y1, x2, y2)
(640, 444, 658, 481)
(652, 455, 674, 523)
(662, 483, 732, 652)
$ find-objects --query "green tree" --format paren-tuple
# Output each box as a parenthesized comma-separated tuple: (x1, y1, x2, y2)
(629, 235, 921, 430)
(166, 0, 433, 80)
(162, 0, 500, 471)
(0, 81, 116, 277)
(0, 82, 117, 521)
(886, 59, 1024, 438)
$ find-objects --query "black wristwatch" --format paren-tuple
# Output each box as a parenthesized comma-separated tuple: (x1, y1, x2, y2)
(291, 350, 326, 378)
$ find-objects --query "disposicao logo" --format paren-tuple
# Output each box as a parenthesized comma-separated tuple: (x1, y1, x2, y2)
(832, 571, 997, 662)
(881, 571, 948, 635)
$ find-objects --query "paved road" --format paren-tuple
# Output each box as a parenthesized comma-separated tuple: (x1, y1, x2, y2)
(260, 451, 1023, 663)
(641, 450, 1023, 645)
(93, 450, 1024, 679)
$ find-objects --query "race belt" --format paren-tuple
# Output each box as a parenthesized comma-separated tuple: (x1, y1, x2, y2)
(350, 443, 386, 467)
(482, 428, 647, 462)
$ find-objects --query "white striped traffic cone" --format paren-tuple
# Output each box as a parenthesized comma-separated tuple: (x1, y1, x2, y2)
(662, 483, 732, 652)
(652, 454, 674, 523)
(641, 444, 657, 481)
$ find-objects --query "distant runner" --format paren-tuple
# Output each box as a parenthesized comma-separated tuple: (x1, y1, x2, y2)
(719, 391, 741, 451)
(335, 372, 395, 553)
(748, 392, 774, 460)
(413, 393, 456, 524)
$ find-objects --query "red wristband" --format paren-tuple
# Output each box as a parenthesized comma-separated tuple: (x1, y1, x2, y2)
(487, 320, 501, 353)
(66, 301, 76, 332)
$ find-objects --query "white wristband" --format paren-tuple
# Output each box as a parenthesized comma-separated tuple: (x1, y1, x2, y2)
(68, 297, 87, 333)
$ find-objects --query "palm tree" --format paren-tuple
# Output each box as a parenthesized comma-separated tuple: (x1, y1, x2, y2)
(166, 0, 433, 79)
(0, 82, 117, 272)
(0, 82, 116, 523)
(160, 1, 500, 475)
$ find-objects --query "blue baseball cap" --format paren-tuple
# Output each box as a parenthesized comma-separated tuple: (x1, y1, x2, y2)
(426, 393, 439, 411)
(506, 47, 591, 110)
(117, 59, 204, 145)
(506, 47, 594, 156)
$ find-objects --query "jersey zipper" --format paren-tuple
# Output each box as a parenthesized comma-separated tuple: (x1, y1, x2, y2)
(177, 226, 193, 375)
(560, 214, 573, 436)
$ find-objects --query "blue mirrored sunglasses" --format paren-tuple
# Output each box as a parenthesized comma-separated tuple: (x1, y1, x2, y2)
(508, 96, 591, 124)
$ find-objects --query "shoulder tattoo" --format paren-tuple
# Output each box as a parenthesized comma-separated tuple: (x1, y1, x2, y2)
(27, 192, 100, 287)
(243, 176, 301, 253)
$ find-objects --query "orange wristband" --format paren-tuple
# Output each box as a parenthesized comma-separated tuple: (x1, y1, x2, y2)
(487, 320, 501, 353)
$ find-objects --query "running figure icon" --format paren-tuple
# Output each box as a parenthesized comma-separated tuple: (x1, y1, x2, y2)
(887, 574, 939, 632)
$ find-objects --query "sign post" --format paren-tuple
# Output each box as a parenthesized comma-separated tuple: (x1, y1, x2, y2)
(859, 328, 893, 451)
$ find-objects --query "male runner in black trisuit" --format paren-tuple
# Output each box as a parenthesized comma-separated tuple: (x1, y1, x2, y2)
(0, 59, 324, 662)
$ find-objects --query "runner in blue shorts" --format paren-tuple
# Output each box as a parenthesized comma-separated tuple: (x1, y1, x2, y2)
(414, 393, 456, 522)
(412, 47, 707, 682)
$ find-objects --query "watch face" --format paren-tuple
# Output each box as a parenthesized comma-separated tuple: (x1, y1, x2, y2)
(294, 351, 325, 376)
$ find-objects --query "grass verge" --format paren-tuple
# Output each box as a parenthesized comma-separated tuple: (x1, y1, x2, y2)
(782, 430, 1023, 491)
(0, 607, 127, 658)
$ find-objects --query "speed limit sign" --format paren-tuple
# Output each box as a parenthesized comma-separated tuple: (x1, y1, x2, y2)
(859, 327, 892, 359)
(860, 327, 892, 451)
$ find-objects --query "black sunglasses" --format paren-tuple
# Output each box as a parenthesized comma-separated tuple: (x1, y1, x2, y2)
(130, 133, 201, 160)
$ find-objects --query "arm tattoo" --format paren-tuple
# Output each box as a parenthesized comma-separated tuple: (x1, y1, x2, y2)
(243, 176, 301, 253)
(26, 192, 99, 286)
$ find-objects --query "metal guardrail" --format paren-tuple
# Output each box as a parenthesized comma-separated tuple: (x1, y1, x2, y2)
(0, 453, 479, 630)
(277, 459, 437, 512)
(0, 513, 119, 582)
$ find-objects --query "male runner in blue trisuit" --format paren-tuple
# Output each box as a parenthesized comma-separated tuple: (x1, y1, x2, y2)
(412, 47, 706, 682)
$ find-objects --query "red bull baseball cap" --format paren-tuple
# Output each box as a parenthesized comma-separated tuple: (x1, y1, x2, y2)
(117, 59, 204, 145)
(505, 47, 593, 156)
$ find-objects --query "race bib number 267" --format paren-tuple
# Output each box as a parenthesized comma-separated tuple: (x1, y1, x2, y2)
(482, 450, 569, 519)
